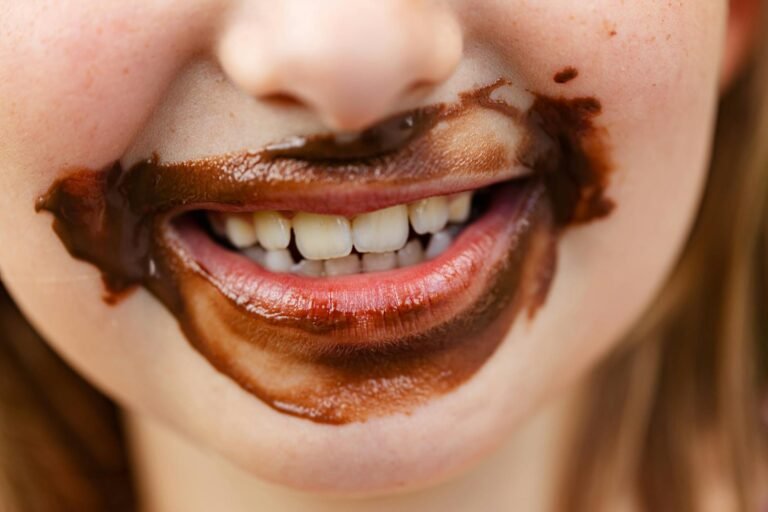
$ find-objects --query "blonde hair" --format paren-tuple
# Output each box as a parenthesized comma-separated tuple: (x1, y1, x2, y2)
(559, 16, 768, 512)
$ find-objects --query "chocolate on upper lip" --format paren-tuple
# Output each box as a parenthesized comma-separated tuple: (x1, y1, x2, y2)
(36, 78, 613, 423)
(118, 93, 539, 219)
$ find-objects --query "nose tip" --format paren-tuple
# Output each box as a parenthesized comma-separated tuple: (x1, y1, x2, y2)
(217, 1, 463, 132)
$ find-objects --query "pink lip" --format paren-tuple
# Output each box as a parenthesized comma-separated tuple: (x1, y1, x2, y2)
(167, 182, 544, 353)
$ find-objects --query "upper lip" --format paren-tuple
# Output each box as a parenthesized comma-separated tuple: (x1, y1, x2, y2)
(120, 98, 536, 219)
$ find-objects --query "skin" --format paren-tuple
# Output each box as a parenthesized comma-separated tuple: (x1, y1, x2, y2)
(0, 1, 757, 509)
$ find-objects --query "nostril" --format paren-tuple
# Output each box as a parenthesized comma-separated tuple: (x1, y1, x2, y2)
(261, 92, 304, 108)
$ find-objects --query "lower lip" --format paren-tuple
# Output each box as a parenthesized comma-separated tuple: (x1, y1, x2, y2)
(153, 180, 556, 423)
(174, 183, 534, 351)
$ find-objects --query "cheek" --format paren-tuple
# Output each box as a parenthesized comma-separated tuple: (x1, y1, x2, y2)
(462, 0, 725, 233)
(511, 2, 724, 364)
(0, 0, 216, 173)
(464, 0, 723, 128)
(0, 2, 222, 411)
(453, 0, 725, 373)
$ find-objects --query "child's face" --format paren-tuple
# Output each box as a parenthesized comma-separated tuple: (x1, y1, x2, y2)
(0, 0, 726, 493)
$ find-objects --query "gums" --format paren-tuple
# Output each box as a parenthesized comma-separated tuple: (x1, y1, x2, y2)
(36, 78, 611, 423)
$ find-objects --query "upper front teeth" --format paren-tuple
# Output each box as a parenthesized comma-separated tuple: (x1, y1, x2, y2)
(408, 196, 449, 235)
(212, 190, 474, 273)
(293, 212, 353, 260)
(352, 205, 409, 253)
(447, 192, 472, 223)
(253, 211, 291, 250)
(224, 214, 259, 248)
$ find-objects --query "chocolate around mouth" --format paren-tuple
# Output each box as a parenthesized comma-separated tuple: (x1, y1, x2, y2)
(35, 79, 612, 423)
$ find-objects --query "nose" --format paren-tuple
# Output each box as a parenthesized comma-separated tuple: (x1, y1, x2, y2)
(217, 0, 463, 131)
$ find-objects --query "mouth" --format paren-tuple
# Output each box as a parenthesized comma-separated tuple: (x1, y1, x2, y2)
(37, 80, 611, 423)
(194, 182, 505, 281)
(173, 179, 547, 352)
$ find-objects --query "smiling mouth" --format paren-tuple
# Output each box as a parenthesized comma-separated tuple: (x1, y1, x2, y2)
(36, 80, 612, 423)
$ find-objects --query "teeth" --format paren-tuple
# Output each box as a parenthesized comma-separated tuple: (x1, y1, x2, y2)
(253, 211, 291, 250)
(212, 190, 474, 275)
(362, 252, 397, 273)
(263, 249, 294, 273)
(425, 230, 453, 260)
(408, 196, 449, 235)
(293, 259, 324, 277)
(397, 239, 424, 267)
(324, 254, 360, 276)
(447, 192, 472, 223)
(352, 205, 409, 253)
(224, 214, 258, 248)
(293, 213, 353, 260)
(242, 246, 266, 265)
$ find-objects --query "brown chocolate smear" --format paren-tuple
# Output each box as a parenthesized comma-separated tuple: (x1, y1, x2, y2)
(262, 107, 443, 161)
(36, 79, 612, 423)
(528, 95, 613, 223)
(167, 185, 555, 423)
(554, 67, 579, 84)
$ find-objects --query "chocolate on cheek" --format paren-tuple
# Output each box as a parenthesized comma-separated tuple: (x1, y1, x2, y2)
(553, 67, 579, 84)
(35, 77, 612, 424)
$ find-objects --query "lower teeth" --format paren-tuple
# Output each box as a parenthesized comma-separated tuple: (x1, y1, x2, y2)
(236, 229, 458, 277)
